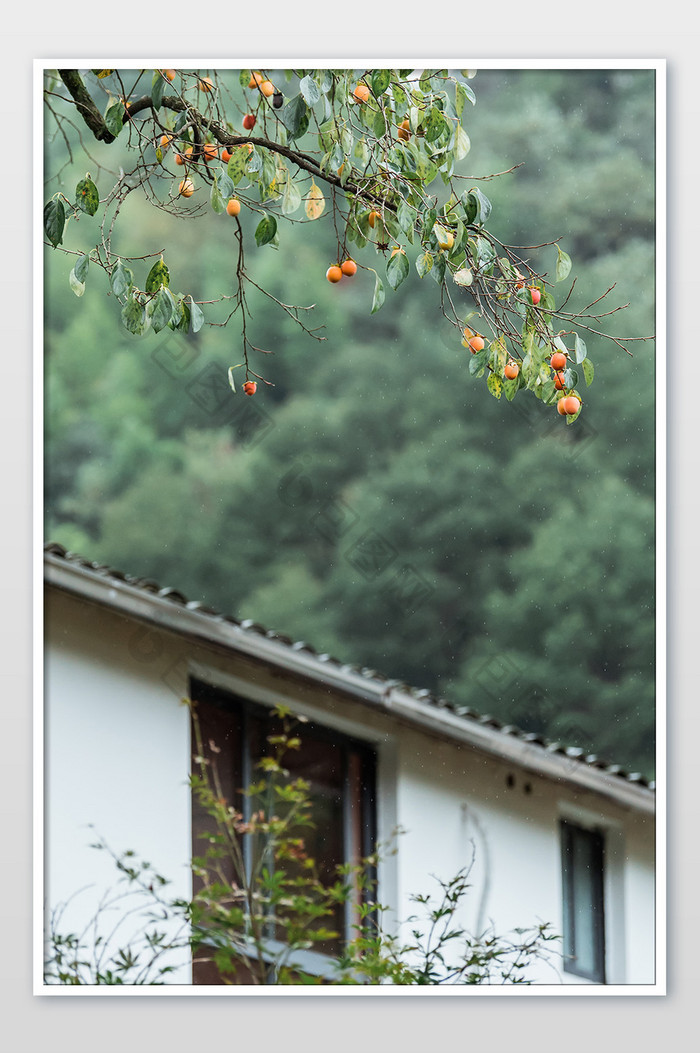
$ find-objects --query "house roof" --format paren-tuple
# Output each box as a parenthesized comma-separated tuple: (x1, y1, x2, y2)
(43, 541, 655, 810)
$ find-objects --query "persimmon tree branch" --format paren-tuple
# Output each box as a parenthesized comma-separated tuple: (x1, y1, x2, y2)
(45, 67, 654, 423)
(58, 70, 117, 143)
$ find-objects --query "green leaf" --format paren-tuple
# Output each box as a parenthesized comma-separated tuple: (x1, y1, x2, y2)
(371, 70, 391, 97)
(397, 199, 415, 236)
(121, 293, 147, 335)
(396, 143, 418, 178)
(353, 138, 369, 165)
(170, 297, 189, 332)
(227, 146, 250, 186)
(145, 258, 170, 293)
(69, 268, 85, 297)
(392, 82, 408, 115)
(188, 295, 204, 334)
(247, 147, 262, 174)
(582, 358, 595, 386)
(464, 187, 492, 225)
(217, 168, 235, 201)
(346, 221, 365, 250)
(104, 97, 126, 138)
(522, 327, 535, 357)
(370, 271, 385, 314)
(299, 75, 321, 106)
(73, 253, 90, 283)
(424, 106, 446, 143)
(384, 210, 402, 242)
(419, 70, 435, 93)
(430, 251, 447, 285)
(574, 333, 588, 363)
(147, 287, 175, 333)
(453, 124, 471, 161)
(110, 260, 131, 297)
(373, 110, 387, 139)
(386, 250, 409, 291)
(468, 348, 488, 376)
(317, 119, 335, 153)
(491, 336, 508, 374)
(260, 152, 278, 194)
(327, 141, 344, 174)
(43, 198, 65, 247)
(75, 176, 99, 216)
(255, 213, 277, 246)
(210, 175, 224, 214)
(540, 379, 557, 404)
(414, 147, 437, 185)
(315, 69, 332, 94)
(416, 251, 433, 278)
(503, 376, 519, 402)
(455, 80, 476, 117)
(496, 257, 514, 281)
(422, 207, 438, 241)
(555, 245, 572, 282)
(282, 176, 301, 215)
(151, 71, 164, 111)
(279, 95, 309, 139)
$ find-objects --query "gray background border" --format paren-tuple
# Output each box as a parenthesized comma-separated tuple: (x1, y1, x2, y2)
(5, 12, 693, 1051)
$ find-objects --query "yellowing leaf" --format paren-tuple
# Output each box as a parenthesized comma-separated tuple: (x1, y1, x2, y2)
(305, 181, 325, 220)
(487, 373, 502, 400)
(453, 267, 473, 287)
(490, 336, 507, 374)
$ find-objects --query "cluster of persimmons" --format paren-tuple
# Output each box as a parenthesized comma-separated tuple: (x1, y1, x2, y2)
(461, 325, 582, 418)
(155, 74, 582, 415)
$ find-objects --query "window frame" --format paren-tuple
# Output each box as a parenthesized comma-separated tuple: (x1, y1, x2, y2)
(560, 818, 607, 984)
(189, 676, 378, 981)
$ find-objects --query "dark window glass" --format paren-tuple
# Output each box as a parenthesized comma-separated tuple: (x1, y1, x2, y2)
(189, 679, 376, 983)
(560, 820, 606, 983)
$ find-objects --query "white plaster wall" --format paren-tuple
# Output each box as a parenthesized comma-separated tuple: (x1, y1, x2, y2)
(44, 592, 193, 983)
(623, 816, 657, 984)
(43, 586, 656, 988)
(392, 729, 562, 984)
(392, 726, 656, 986)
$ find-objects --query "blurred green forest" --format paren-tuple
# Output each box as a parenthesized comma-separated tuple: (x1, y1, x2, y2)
(44, 68, 657, 776)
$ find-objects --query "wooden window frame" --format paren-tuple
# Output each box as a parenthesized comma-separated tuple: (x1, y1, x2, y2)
(189, 677, 377, 982)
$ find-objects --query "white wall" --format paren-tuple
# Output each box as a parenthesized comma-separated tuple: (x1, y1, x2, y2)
(44, 591, 193, 983)
(623, 817, 657, 984)
(391, 727, 655, 985)
(44, 587, 655, 987)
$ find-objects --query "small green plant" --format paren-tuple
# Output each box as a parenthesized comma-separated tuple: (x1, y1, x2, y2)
(44, 845, 190, 985)
(45, 700, 559, 986)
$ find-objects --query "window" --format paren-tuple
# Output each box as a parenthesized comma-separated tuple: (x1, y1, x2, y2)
(560, 819, 606, 983)
(189, 678, 377, 983)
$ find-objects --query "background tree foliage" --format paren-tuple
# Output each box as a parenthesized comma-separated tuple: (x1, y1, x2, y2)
(44, 67, 656, 777)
